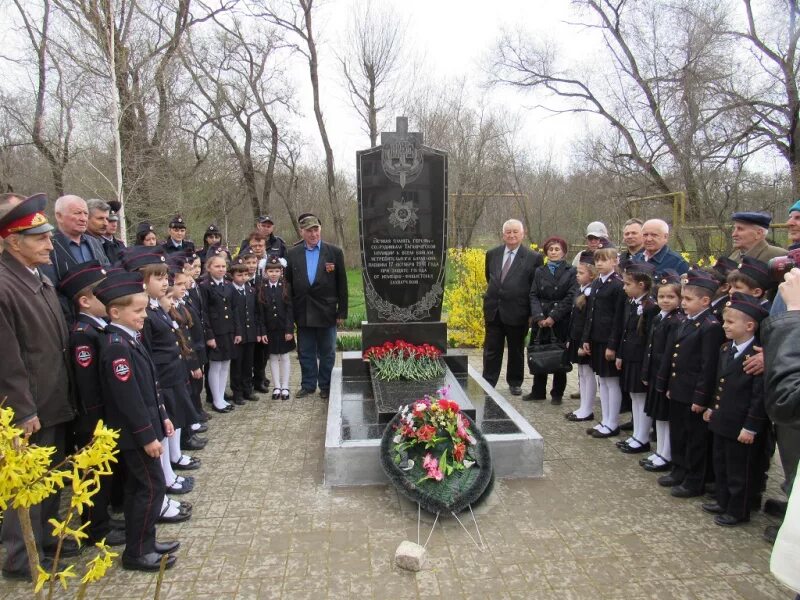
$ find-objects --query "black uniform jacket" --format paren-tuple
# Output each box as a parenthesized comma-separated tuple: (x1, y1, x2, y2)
(142, 301, 186, 387)
(483, 244, 543, 326)
(162, 239, 196, 255)
(566, 289, 589, 342)
(529, 262, 578, 337)
(616, 297, 659, 363)
(708, 340, 767, 439)
(232, 283, 263, 344)
(181, 298, 207, 366)
(69, 313, 107, 434)
(641, 309, 684, 384)
(656, 308, 725, 406)
(99, 325, 167, 450)
(260, 281, 295, 335)
(199, 278, 236, 338)
(762, 311, 800, 427)
(582, 272, 626, 348)
(285, 241, 347, 328)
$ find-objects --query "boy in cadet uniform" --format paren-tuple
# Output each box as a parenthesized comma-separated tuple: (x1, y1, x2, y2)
(707, 257, 738, 320)
(727, 256, 774, 310)
(59, 260, 126, 547)
(230, 256, 262, 403)
(94, 271, 181, 572)
(656, 269, 725, 497)
(702, 293, 770, 526)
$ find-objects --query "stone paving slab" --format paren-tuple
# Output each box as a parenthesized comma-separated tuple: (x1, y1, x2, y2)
(1, 351, 793, 599)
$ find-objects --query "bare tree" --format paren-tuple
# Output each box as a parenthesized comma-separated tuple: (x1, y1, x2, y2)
(339, 0, 407, 147)
(256, 0, 347, 250)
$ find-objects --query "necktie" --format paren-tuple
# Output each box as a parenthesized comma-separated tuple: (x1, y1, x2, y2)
(500, 251, 514, 283)
(730, 344, 738, 360)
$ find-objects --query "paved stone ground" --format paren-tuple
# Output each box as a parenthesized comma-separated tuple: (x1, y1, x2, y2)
(1, 351, 793, 599)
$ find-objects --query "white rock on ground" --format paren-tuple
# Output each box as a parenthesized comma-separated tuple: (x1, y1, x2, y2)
(394, 540, 427, 572)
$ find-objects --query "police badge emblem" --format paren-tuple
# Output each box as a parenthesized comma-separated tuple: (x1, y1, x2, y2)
(381, 117, 423, 189)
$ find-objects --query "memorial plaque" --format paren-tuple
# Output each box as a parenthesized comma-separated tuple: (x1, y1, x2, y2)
(357, 117, 448, 323)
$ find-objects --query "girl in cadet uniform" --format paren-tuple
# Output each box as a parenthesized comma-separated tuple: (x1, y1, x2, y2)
(615, 262, 659, 455)
(259, 256, 296, 399)
(640, 271, 684, 472)
(199, 250, 236, 413)
(565, 251, 598, 422)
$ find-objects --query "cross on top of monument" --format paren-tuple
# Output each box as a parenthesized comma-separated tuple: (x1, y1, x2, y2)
(381, 116, 424, 147)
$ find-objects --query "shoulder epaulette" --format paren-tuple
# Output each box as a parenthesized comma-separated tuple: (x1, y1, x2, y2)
(72, 322, 88, 333)
(106, 332, 124, 344)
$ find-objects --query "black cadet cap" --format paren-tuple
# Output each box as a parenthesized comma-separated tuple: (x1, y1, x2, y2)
(684, 268, 720, 293)
(265, 256, 283, 268)
(0, 193, 54, 238)
(204, 224, 221, 236)
(257, 215, 274, 224)
(625, 261, 656, 277)
(94, 271, 146, 305)
(136, 222, 155, 236)
(725, 292, 769, 323)
(169, 215, 187, 229)
(657, 269, 681, 286)
(736, 256, 771, 289)
(122, 246, 168, 271)
(731, 211, 772, 228)
(58, 260, 109, 299)
(712, 257, 738, 277)
(578, 250, 595, 265)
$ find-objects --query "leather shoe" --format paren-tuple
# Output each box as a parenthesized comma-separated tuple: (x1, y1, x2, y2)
(509, 386, 522, 396)
(154, 540, 181, 555)
(44, 538, 81, 558)
(211, 404, 234, 413)
(550, 396, 562, 405)
(566, 412, 593, 422)
(89, 528, 127, 547)
(657, 473, 683, 487)
(701, 502, 725, 515)
(320, 389, 330, 400)
(172, 456, 201, 470)
(192, 423, 209, 434)
(157, 509, 191, 524)
(523, 392, 546, 401)
(620, 442, 651, 454)
(296, 388, 315, 398)
(619, 420, 634, 431)
(714, 513, 749, 527)
(122, 552, 177, 572)
(242, 390, 254, 400)
(254, 382, 270, 393)
(764, 498, 788, 518)
(643, 461, 671, 472)
(183, 435, 207, 450)
(591, 427, 620, 438)
(764, 524, 779, 544)
(671, 484, 703, 498)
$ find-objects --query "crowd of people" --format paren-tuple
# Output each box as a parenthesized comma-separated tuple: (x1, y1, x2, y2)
(0, 193, 347, 578)
(483, 211, 800, 552)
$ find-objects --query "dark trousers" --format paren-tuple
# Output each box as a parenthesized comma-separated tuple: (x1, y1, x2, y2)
(189, 371, 204, 414)
(482, 315, 526, 388)
(230, 342, 255, 393)
(121, 447, 165, 558)
(776, 423, 800, 494)
(532, 372, 567, 399)
(713, 433, 756, 519)
(668, 400, 709, 491)
(297, 326, 337, 392)
(75, 428, 113, 541)
(253, 343, 269, 387)
(1, 424, 65, 571)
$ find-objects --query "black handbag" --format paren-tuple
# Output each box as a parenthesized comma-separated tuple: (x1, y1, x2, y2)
(527, 329, 573, 375)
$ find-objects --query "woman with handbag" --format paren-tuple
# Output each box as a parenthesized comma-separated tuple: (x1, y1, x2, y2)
(525, 237, 578, 404)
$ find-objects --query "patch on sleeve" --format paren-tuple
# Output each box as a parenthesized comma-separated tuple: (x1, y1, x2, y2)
(75, 345, 93, 368)
(112, 358, 131, 382)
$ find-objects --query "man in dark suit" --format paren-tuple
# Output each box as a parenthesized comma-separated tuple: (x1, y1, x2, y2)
(482, 218, 543, 395)
(284, 214, 348, 400)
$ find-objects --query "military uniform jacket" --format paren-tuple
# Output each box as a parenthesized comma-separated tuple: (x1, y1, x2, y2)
(259, 281, 295, 335)
(616, 296, 659, 363)
(641, 309, 684, 384)
(143, 301, 186, 387)
(285, 241, 347, 328)
(567, 289, 590, 342)
(99, 325, 167, 450)
(162, 239, 196, 255)
(182, 298, 207, 366)
(69, 314, 107, 434)
(708, 340, 767, 439)
(232, 283, 263, 344)
(582, 272, 626, 348)
(0, 251, 75, 426)
(655, 308, 725, 405)
(711, 296, 727, 322)
(199, 278, 236, 338)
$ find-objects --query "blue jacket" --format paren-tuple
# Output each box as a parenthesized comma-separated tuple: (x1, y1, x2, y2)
(633, 245, 689, 276)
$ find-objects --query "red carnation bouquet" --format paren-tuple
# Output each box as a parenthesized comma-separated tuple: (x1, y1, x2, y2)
(391, 388, 477, 483)
(363, 340, 445, 381)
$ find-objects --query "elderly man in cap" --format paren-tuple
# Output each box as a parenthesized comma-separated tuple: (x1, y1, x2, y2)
(728, 211, 786, 263)
(571, 221, 609, 266)
(239, 215, 286, 258)
(633, 219, 689, 276)
(0, 193, 77, 580)
(163, 215, 195, 255)
(284, 213, 347, 400)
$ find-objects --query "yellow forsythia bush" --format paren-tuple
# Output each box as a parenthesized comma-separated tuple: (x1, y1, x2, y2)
(445, 248, 486, 347)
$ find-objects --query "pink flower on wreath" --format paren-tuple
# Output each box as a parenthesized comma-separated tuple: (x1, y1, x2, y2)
(422, 453, 444, 481)
(456, 413, 469, 440)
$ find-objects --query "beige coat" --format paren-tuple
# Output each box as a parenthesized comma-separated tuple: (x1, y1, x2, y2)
(729, 239, 786, 263)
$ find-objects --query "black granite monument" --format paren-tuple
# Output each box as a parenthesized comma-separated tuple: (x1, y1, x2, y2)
(357, 117, 448, 351)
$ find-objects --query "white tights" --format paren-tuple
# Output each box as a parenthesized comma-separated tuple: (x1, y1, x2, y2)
(576, 364, 597, 418)
(654, 420, 671, 464)
(269, 353, 292, 390)
(208, 360, 231, 409)
(628, 392, 651, 447)
(598, 376, 622, 431)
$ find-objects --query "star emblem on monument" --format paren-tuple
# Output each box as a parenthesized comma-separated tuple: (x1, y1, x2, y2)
(387, 199, 419, 231)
